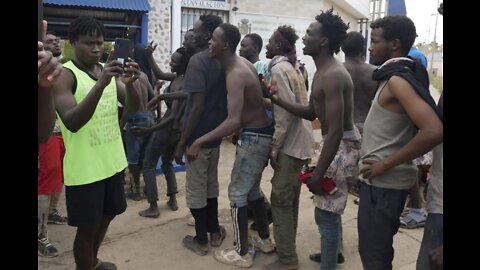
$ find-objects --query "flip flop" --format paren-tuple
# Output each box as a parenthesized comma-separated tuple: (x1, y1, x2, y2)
(182, 235, 208, 256)
(138, 208, 160, 218)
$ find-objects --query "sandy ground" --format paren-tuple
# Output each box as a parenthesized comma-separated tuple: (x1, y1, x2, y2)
(39, 132, 424, 270)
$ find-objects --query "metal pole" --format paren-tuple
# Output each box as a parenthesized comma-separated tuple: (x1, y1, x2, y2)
(429, 0, 440, 78)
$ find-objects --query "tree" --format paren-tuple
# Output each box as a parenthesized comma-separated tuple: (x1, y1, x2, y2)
(59, 41, 113, 64)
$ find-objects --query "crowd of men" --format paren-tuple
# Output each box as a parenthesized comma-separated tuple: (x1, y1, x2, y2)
(38, 3, 443, 269)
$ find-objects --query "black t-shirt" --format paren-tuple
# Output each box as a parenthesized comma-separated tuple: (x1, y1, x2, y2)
(183, 50, 227, 148)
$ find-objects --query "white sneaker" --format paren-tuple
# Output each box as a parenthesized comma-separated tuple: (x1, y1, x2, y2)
(214, 247, 254, 268)
(250, 234, 275, 254)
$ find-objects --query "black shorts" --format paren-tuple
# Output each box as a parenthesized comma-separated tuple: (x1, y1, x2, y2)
(65, 172, 127, 228)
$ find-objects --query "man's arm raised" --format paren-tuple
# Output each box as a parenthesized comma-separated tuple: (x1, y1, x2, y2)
(38, 43, 63, 143)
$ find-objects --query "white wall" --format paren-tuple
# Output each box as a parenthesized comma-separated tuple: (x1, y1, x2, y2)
(230, 0, 366, 93)
(149, 0, 370, 89)
(148, 0, 173, 73)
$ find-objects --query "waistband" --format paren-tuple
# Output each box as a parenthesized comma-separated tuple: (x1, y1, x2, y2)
(241, 123, 274, 136)
(342, 126, 361, 141)
(241, 132, 273, 138)
(127, 118, 149, 123)
(127, 112, 153, 120)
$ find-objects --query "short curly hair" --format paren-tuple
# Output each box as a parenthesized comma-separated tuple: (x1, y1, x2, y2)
(276, 25, 298, 53)
(244, 33, 263, 53)
(199, 14, 223, 35)
(370, 15, 417, 55)
(219, 23, 241, 53)
(315, 8, 350, 54)
(341, 31, 365, 58)
(173, 47, 190, 75)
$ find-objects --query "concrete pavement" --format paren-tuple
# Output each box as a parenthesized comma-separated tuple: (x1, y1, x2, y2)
(39, 136, 424, 270)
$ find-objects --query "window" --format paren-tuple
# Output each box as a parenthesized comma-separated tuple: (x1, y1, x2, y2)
(370, 0, 386, 21)
(180, 8, 229, 43)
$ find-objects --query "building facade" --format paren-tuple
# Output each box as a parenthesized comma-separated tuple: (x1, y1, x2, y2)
(41, 0, 371, 90)
(147, 0, 370, 92)
(370, 0, 443, 78)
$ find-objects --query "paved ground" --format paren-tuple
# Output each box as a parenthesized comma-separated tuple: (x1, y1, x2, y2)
(39, 133, 425, 270)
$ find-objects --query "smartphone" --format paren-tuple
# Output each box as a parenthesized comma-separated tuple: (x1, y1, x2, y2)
(112, 38, 131, 66)
(38, 0, 43, 42)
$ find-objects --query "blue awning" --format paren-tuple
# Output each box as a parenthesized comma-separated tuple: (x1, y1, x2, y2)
(43, 0, 151, 12)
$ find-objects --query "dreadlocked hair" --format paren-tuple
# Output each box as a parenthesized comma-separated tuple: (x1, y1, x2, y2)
(68, 16, 105, 43)
(315, 8, 350, 54)
(276, 25, 298, 53)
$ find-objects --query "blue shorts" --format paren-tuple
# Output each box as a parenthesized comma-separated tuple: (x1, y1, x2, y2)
(125, 112, 154, 164)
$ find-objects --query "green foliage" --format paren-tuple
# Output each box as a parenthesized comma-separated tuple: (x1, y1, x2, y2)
(103, 42, 113, 54)
(60, 41, 74, 63)
(59, 41, 113, 63)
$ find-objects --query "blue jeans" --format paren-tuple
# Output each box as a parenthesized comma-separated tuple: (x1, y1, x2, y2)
(228, 132, 271, 208)
(357, 181, 409, 270)
(416, 213, 443, 270)
(315, 208, 341, 270)
(125, 112, 154, 164)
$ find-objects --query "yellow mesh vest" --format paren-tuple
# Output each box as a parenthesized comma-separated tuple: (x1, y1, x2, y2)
(59, 61, 127, 186)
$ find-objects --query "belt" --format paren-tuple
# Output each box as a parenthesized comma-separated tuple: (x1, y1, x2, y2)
(241, 132, 273, 138)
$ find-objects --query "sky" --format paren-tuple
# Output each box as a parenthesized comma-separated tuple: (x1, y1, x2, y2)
(404, 0, 443, 45)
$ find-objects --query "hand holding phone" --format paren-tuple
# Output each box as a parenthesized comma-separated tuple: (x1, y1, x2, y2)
(112, 38, 131, 66)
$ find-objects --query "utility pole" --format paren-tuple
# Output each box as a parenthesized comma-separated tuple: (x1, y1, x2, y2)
(429, 0, 440, 78)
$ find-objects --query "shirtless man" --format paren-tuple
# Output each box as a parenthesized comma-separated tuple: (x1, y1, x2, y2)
(123, 45, 156, 201)
(340, 31, 378, 201)
(270, 9, 361, 269)
(132, 47, 190, 217)
(341, 31, 377, 135)
(145, 29, 194, 83)
(187, 23, 274, 268)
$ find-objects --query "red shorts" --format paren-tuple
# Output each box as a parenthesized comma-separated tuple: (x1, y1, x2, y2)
(38, 136, 65, 195)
